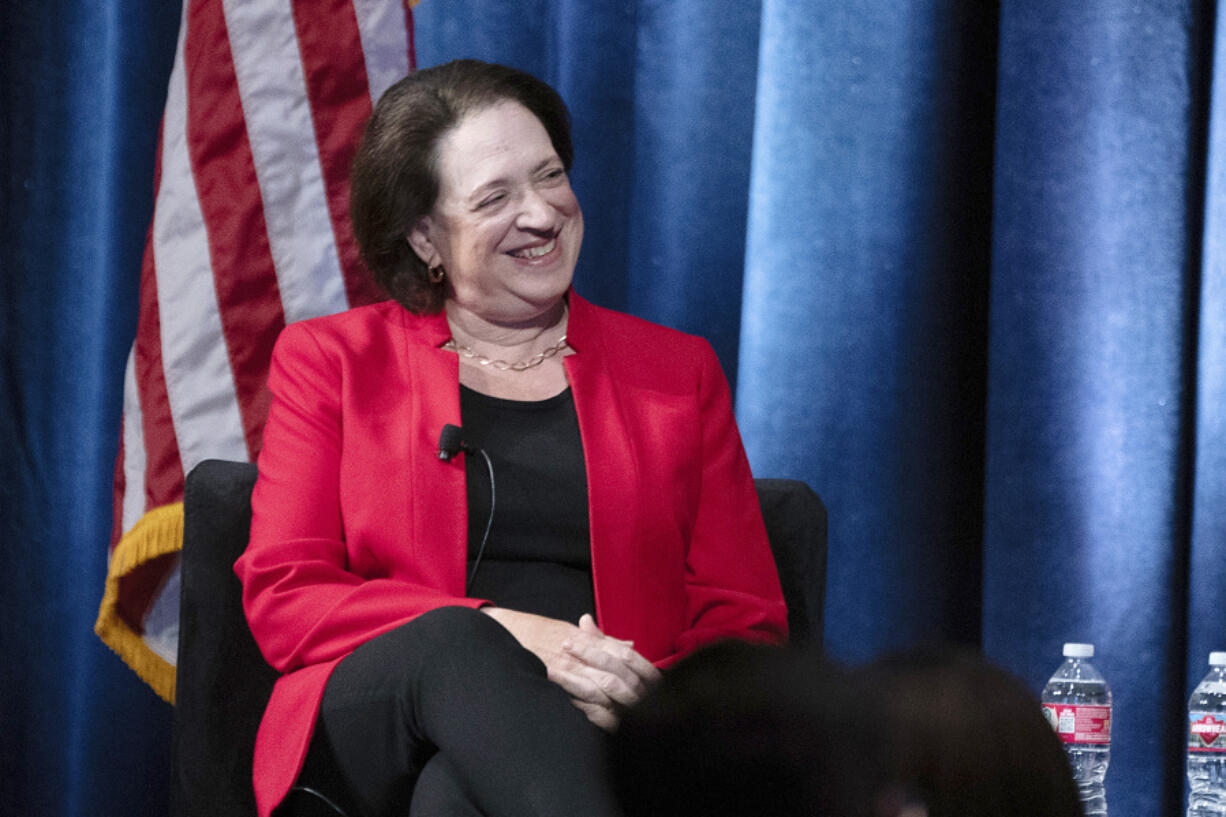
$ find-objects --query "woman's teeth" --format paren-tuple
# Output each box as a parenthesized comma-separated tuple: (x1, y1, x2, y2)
(512, 238, 555, 258)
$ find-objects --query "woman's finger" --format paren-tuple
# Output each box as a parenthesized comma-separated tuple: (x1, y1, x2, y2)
(605, 643, 661, 685)
(573, 615, 661, 686)
(561, 640, 647, 700)
(570, 698, 618, 732)
(577, 613, 613, 638)
(549, 658, 640, 708)
(546, 661, 614, 704)
(575, 637, 661, 687)
(578, 613, 634, 647)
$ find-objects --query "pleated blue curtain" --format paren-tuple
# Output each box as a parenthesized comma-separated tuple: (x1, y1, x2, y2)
(736, 1, 1224, 812)
(982, 4, 1217, 812)
(736, 0, 998, 657)
(4, 1, 1224, 815)
(1, 3, 180, 816)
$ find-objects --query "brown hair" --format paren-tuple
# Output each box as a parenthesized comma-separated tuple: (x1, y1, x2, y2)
(859, 646, 1082, 817)
(612, 642, 882, 817)
(349, 59, 574, 314)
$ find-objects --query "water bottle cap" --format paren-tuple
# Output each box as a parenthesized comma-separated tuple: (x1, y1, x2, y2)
(1210, 652, 1226, 666)
(1063, 642, 1094, 658)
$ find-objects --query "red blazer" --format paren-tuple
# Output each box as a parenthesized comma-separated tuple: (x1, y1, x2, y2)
(235, 291, 787, 816)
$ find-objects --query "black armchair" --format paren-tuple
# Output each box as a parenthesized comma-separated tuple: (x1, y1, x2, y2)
(170, 459, 826, 817)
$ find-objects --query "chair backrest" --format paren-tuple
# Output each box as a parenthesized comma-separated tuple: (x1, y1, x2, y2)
(171, 459, 269, 817)
(754, 478, 828, 647)
(170, 460, 827, 817)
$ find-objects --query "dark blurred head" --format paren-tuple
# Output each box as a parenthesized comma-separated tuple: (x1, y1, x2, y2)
(611, 641, 885, 817)
(857, 646, 1082, 817)
(349, 59, 574, 314)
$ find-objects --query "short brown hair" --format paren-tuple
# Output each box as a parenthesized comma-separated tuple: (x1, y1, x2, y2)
(349, 60, 574, 314)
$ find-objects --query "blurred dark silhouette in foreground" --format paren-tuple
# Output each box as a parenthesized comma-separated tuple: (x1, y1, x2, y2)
(611, 641, 1082, 817)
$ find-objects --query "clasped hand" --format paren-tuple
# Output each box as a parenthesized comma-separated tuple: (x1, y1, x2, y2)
(481, 608, 661, 731)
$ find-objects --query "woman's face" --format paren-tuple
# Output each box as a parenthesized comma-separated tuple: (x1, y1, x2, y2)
(409, 100, 584, 324)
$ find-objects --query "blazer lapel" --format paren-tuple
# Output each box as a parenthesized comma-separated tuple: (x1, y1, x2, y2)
(564, 295, 641, 636)
(399, 308, 469, 595)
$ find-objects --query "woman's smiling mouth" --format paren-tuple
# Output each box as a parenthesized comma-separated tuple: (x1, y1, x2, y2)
(509, 237, 557, 259)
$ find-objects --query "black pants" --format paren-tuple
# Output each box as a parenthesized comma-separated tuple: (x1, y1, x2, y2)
(287, 606, 623, 817)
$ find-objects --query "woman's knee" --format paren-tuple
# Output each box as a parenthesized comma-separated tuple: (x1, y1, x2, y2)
(326, 607, 540, 700)
(410, 605, 503, 644)
(408, 606, 538, 668)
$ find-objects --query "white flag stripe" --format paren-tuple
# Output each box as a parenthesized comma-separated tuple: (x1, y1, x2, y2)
(142, 557, 182, 664)
(153, 23, 249, 476)
(353, 0, 411, 102)
(120, 346, 149, 532)
(222, 0, 351, 326)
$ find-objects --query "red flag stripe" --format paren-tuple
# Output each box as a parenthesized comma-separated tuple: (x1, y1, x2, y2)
(133, 238, 188, 513)
(293, 0, 385, 308)
(185, 0, 286, 459)
(127, 100, 185, 525)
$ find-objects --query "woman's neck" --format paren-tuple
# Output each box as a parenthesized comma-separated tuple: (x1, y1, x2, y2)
(444, 299, 568, 356)
(444, 298, 572, 401)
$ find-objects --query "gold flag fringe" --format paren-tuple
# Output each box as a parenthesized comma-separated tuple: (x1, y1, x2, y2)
(94, 502, 185, 704)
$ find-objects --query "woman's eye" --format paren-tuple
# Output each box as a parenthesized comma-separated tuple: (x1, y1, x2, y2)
(478, 193, 506, 208)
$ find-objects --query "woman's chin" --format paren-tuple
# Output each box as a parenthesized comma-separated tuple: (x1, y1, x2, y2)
(451, 286, 570, 326)
(505, 270, 574, 312)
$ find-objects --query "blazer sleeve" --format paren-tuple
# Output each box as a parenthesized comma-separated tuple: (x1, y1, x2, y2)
(668, 342, 789, 662)
(234, 321, 483, 674)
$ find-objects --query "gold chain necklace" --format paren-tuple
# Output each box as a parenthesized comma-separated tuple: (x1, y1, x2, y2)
(442, 334, 570, 371)
(444, 306, 570, 372)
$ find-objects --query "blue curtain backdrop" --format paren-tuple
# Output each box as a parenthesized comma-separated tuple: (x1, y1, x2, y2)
(3, 1, 1223, 816)
(1, 3, 181, 816)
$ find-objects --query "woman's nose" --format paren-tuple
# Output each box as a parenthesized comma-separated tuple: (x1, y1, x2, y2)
(515, 187, 554, 229)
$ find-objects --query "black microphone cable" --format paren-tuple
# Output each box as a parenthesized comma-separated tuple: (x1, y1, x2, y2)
(437, 424, 496, 593)
(287, 786, 350, 816)
(466, 445, 495, 593)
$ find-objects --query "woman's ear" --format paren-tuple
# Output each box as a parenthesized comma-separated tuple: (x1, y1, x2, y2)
(407, 218, 437, 268)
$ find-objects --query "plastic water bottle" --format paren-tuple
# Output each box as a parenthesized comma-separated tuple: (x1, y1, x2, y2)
(1042, 642, 1112, 817)
(1188, 651, 1226, 817)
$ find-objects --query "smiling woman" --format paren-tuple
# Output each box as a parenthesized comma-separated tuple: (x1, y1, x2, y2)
(412, 102, 583, 304)
(234, 59, 788, 817)
(409, 100, 585, 400)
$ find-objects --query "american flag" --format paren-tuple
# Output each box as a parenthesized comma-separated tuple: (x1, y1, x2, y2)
(94, 0, 416, 702)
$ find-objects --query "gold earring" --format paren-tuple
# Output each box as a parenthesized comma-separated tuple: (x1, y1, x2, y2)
(428, 265, 445, 283)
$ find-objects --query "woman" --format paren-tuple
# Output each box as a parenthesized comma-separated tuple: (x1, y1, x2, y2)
(235, 59, 787, 817)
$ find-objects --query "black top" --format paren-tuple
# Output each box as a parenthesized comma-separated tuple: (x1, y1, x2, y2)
(460, 384, 595, 623)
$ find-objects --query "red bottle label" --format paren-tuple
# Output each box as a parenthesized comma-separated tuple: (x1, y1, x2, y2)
(1189, 714, 1226, 753)
(1043, 704, 1111, 744)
